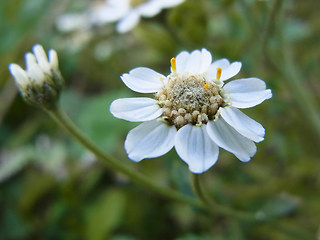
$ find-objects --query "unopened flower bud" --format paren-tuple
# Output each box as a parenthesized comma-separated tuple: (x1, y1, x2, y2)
(9, 44, 64, 109)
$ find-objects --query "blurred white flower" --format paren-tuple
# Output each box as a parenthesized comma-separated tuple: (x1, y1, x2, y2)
(110, 49, 272, 174)
(55, 12, 90, 32)
(56, 0, 184, 33)
(90, 0, 184, 33)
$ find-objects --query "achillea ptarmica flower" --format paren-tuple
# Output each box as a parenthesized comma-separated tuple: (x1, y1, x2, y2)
(89, 0, 185, 33)
(9, 44, 64, 109)
(110, 49, 272, 174)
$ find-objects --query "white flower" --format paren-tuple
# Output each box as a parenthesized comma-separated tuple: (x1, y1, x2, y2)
(9, 44, 63, 108)
(110, 49, 272, 174)
(89, 0, 185, 33)
(55, 13, 90, 33)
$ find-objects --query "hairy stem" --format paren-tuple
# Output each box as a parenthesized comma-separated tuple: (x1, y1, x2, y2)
(262, 0, 283, 57)
(47, 104, 199, 207)
(46, 104, 315, 239)
(190, 173, 215, 213)
(190, 173, 252, 220)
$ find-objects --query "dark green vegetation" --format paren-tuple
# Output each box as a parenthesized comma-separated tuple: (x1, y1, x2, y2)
(0, 0, 319, 239)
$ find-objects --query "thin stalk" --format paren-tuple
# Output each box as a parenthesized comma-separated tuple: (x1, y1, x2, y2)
(47, 104, 256, 221)
(276, 3, 320, 140)
(262, 0, 283, 57)
(46, 104, 315, 239)
(190, 173, 214, 213)
(190, 173, 251, 220)
(261, 0, 284, 73)
(282, 44, 320, 140)
(46, 104, 199, 207)
(238, 0, 258, 36)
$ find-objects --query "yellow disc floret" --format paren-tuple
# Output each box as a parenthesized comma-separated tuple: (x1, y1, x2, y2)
(156, 71, 225, 128)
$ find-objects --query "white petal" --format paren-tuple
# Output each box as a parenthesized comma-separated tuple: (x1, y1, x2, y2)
(220, 62, 242, 81)
(110, 97, 163, 122)
(27, 64, 46, 84)
(224, 78, 272, 108)
(184, 50, 202, 74)
(9, 64, 29, 87)
(211, 58, 230, 69)
(220, 107, 265, 142)
(25, 53, 37, 71)
(89, 5, 128, 24)
(121, 67, 165, 93)
(175, 124, 219, 174)
(32, 44, 51, 75)
(175, 49, 212, 75)
(55, 13, 89, 32)
(207, 58, 241, 81)
(107, 0, 129, 8)
(156, 0, 185, 8)
(175, 51, 189, 73)
(198, 48, 212, 73)
(116, 11, 140, 33)
(139, 1, 162, 17)
(125, 120, 176, 161)
(48, 50, 59, 71)
(206, 118, 257, 162)
(207, 59, 228, 80)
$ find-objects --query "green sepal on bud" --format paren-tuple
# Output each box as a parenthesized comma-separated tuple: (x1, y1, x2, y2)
(9, 44, 64, 110)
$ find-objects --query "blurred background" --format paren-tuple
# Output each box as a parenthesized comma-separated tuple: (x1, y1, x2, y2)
(0, 0, 319, 239)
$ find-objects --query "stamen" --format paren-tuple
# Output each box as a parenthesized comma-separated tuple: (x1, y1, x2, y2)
(216, 67, 222, 80)
(203, 83, 209, 89)
(170, 57, 176, 72)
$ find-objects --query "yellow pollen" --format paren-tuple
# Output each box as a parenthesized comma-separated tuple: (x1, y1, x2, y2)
(203, 83, 209, 89)
(170, 57, 176, 72)
(216, 67, 222, 80)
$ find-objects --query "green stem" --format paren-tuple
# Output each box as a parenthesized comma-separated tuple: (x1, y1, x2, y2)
(282, 44, 320, 140)
(190, 173, 214, 213)
(261, 0, 284, 74)
(47, 104, 254, 220)
(190, 173, 251, 220)
(46, 104, 315, 239)
(46, 104, 199, 207)
(261, 0, 283, 57)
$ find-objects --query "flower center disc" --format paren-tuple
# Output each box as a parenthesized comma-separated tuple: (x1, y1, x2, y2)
(157, 73, 224, 128)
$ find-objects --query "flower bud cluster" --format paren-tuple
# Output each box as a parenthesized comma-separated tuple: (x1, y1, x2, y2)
(9, 44, 64, 109)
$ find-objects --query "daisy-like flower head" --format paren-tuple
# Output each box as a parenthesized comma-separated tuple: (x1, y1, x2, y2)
(9, 44, 64, 109)
(89, 0, 185, 33)
(110, 49, 272, 174)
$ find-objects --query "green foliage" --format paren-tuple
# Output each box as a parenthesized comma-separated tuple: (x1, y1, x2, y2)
(168, 0, 208, 46)
(256, 194, 299, 221)
(0, 146, 34, 182)
(176, 234, 214, 240)
(85, 189, 127, 240)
